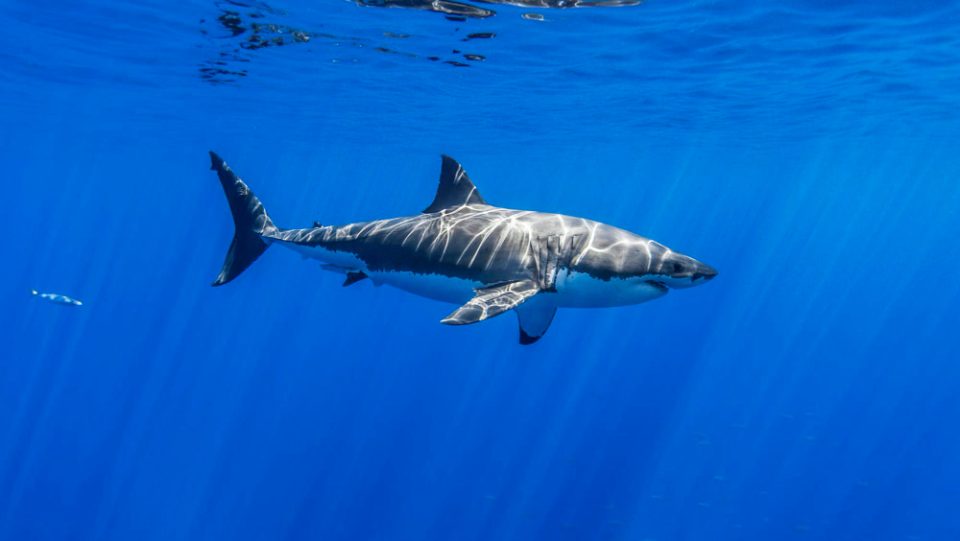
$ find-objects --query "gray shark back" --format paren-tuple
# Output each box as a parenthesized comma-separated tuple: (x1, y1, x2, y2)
(269, 153, 604, 287)
(272, 206, 543, 285)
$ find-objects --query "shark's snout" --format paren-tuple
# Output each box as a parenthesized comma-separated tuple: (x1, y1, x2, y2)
(692, 262, 718, 282)
(659, 254, 717, 288)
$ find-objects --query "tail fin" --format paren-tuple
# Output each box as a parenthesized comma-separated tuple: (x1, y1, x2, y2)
(209, 151, 278, 286)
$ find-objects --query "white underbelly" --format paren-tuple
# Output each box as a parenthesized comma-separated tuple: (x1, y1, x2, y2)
(555, 271, 668, 307)
(370, 270, 482, 304)
(280, 241, 480, 304)
(285, 242, 367, 269)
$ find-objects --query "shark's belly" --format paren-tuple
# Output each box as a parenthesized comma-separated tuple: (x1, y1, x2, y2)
(370, 270, 483, 305)
(286, 242, 366, 269)
(287, 240, 490, 304)
(554, 271, 668, 308)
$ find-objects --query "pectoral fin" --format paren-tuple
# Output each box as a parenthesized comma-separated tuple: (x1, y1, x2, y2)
(441, 280, 540, 325)
(515, 297, 557, 345)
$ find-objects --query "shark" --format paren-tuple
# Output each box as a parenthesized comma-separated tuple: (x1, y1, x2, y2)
(208, 152, 716, 344)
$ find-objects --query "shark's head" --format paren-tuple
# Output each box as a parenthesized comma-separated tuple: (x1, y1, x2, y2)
(563, 229, 717, 307)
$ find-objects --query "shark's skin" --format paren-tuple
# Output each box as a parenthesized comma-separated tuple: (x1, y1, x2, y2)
(208, 152, 716, 344)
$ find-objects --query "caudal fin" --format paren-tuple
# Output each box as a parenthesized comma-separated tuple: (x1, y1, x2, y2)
(209, 151, 278, 286)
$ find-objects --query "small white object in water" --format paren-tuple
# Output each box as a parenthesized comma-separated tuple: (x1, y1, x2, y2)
(31, 289, 83, 307)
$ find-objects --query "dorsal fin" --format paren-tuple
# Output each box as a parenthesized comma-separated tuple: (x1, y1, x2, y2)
(423, 155, 487, 213)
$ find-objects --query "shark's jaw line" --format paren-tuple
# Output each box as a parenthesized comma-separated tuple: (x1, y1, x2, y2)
(207, 152, 717, 344)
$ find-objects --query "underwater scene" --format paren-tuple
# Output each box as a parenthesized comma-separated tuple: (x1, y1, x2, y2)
(2, 0, 960, 539)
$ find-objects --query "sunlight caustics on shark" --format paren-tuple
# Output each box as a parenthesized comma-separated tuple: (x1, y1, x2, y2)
(208, 152, 716, 344)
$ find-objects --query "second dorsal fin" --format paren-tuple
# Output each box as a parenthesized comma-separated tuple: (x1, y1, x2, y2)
(422, 155, 487, 213)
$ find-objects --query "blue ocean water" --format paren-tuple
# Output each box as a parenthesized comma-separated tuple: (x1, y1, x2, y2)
(3, 1, 960, 539)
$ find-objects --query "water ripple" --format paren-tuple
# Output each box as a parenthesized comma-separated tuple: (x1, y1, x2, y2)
(1, 0, 958, 143)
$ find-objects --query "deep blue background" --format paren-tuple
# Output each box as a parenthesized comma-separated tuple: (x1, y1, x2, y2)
(3, 1, 960, 539)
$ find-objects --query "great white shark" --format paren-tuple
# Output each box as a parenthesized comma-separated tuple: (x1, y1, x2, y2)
(208, 152, 717, 344)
